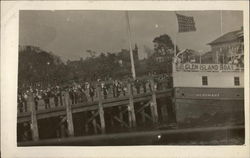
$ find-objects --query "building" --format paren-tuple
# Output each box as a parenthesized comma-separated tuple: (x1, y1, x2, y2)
(200, 51, 213, 64)
(207, 27, 244, 64)
(176, 49, 201, 64)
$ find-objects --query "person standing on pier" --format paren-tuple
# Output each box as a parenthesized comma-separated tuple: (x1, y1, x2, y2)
(69, 88, 74, 104)
(135, 79, 141, 94)
(103, 83, 108, 99)
(80, 88, 88, 102)
(73, 87, 78, 104)
(85, 82, 90, 98)
(142, 79, 147, 93)
(57, 86, 63, 106)
(89, 85, 95, 102)
(18, 92, 23, 113)
(43, 90, 51, 109)
(23, 91, 28, 112)
(112, 80, 117, 97)
(52, 89, 59, 107)
(117, 81, 122, 97)
(34, 90, 39, 110)
(122, 82, 127, 96)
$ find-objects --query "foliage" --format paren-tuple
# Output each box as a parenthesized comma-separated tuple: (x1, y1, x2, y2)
(18, 34, 177, 88)
(146, 34, 177, 74)
(18, 45, 69, 89)
(153, 34, 177, 55)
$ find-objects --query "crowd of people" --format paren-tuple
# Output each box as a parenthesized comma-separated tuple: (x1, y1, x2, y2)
(17, 74, 172, 113)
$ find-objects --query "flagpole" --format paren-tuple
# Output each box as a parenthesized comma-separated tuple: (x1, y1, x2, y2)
(174, 11, 178, 57)
(223, 53, 224, 64)
(125, 11, 136, 79)
(218, 10, 223, 64)
(200, 53, 201, 64)
(216, 51, 219, 64)
(220, 10, 223, 35)
(199, 50, 202, 64)
(174, 33, 178, 57)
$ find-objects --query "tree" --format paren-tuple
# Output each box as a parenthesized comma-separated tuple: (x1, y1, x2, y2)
(86, 49, 97, 58)
(145, 34, 178, 74)
(18, 45, 68, 89)
(153, 34, 178, 55)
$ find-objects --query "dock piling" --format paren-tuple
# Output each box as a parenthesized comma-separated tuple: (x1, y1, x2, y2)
(28, 92, 39, 141)
(97, 85, 106, 134)
(150, 79, 158, 123)
(127, 82, 136, 128)
(63, 91, 74, 137)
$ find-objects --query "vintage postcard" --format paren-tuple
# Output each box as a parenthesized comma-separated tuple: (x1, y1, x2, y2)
(1, 1, 249, 158)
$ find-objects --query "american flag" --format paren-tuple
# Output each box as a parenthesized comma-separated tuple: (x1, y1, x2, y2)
(176, 13, 196, 33)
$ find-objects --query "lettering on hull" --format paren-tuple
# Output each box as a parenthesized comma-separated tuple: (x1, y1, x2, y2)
(175, 87, 244, 100)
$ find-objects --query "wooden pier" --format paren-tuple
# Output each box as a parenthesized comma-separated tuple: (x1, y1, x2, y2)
(17, 79, 175, 143)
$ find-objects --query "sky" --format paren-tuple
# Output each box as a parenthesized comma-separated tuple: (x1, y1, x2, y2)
(19, 10, 243, 61)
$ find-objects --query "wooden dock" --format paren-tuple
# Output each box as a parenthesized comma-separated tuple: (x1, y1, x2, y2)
(17, 80, 174, 143)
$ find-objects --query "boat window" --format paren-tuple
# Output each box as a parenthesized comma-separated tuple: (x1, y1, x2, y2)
(202, 76, 208, 85)
(234, 77, 240, 86)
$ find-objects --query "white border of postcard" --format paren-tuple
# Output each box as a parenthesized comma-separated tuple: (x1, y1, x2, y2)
(1, 1, 249, 158)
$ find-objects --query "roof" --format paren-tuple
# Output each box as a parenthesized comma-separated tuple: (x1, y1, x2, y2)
(208, 29, 243, 45)
(177, 49, 200, 57)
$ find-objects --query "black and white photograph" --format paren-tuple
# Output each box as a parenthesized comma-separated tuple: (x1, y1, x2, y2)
(17, 9, 245, 146)
(1, 1, 249, 158)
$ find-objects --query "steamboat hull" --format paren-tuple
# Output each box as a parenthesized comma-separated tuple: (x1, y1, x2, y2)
(174, 87, 244, 127)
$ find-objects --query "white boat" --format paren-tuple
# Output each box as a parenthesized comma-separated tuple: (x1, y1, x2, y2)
(172, 54, 244, 127)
